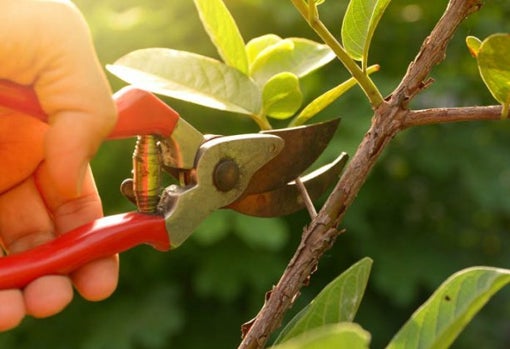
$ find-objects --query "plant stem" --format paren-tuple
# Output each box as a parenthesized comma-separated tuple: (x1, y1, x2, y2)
(295, 177, 317, 218)
(404, 105, 502, 128)
(253, 113, 273, 130)
(289, 64, 380, 127)
(290, 0, 384, 108)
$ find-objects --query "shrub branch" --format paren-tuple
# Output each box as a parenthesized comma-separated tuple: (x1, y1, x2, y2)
(238, 1, 485, 348)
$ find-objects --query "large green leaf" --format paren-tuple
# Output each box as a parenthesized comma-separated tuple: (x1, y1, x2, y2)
(107, 48, 261, 115)
(250, 38, 335, 85)
(476, 33, 510, 118)
(193, 0, 249, 74)
(271, 324, 370, 349)
(387, 266, 510, 349)
(274, 258, 372, 345)
(262, 72, 303, 119)
(341, 0, 392, 67)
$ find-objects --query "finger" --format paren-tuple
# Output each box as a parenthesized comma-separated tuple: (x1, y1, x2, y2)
(0, 247, 24, 332)
(23, 276, 73, 319)
(36, 164, 119, 301)
(0, 177, 54, 253)
(0, 289, 24, 332)
(0, 178, 74, 320)
(0, 113, 46, 193)
(44, 114, 107, 201)
(71, 256, 119, 301)
(35, 2, 116, 198)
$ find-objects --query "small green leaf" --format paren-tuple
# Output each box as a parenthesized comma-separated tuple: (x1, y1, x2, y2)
(274, 258, 372, 345)
(465, 36, 482, 57)
(271, 323, 370, 349)
(477, 33, 510, 118)
(291, 64, 379, 126)
(250, 38, 335, 85)
(386, 266, 510, 349)
(262, 72, 303, 119)
(107, 48, 261, 115)
(193, 0, 249, 74)
(246, 34, 282, 67)
(341, 0, 392, 67)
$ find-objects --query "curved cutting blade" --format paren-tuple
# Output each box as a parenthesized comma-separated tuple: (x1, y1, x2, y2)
(228, 152, 348, 217)
(244, 118, 340, 195)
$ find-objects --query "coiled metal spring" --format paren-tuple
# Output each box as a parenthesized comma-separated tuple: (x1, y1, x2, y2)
(132, 135, 161, 213)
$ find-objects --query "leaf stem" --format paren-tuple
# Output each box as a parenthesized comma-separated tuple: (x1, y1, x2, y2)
(253, 113, 273, 130)
(502, 103, 509, 119)
(291, 0, 384, 108)
(295, 177, 317, 218)
(289, 64, 380, 127)
(308, 0, 319, 23)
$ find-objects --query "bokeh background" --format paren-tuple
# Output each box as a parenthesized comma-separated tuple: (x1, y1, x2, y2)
(2, 1, 510, 348)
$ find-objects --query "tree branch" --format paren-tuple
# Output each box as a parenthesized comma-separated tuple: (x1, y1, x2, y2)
(404, 105, 503, 128)
(238, 1, 484, 348)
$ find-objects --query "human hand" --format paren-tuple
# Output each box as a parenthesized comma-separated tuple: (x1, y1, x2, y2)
(0, 0, 118, 330)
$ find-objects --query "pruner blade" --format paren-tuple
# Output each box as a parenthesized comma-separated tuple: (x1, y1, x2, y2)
(228, 152, 349, 217)
(244, 118, 341, 194)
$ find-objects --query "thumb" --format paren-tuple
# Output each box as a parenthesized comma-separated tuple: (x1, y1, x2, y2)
(44, 111, 112, 199)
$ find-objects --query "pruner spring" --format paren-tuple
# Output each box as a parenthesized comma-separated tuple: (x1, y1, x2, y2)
(121, 135, 162, 214)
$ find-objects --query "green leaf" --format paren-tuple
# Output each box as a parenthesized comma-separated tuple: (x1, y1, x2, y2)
(250, 38, 335, 85)
(291, 64, 379, 126)
(386, 266, 510, 349)
(107, 48, 262, 115)
(341, 0, 392, 67)
(262, 72, 303, 119)
(271, 323, 370, 349)
(465, 36, 482, 57)
(246, 34, 282, 67)
(477, 33, 510, 118)
(193, 0, 249, 74)
(274, 258, 373, 345)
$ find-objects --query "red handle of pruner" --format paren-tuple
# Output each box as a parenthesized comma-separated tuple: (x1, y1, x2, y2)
(0, 213, 171, 289)
(0, 79, 180, 138)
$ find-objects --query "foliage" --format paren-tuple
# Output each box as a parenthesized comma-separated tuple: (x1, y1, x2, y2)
(467, 33, 510, 117)
(341, 0, 391, 70)
(387, 267, 510, 349)
(3, 1, 510, 349)
(273, 258, 372, 345)
(271, 323, 371, 349)
(106, 0, 362, 130)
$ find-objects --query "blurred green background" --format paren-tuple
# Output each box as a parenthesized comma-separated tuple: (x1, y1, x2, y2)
(2, 1, 510, 348)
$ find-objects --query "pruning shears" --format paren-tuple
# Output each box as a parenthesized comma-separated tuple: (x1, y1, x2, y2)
(0, 80, 347, 289)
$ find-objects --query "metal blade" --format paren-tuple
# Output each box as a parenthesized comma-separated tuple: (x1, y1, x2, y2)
(228, 152, 348, 217)
(244, 118, 340, 195)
